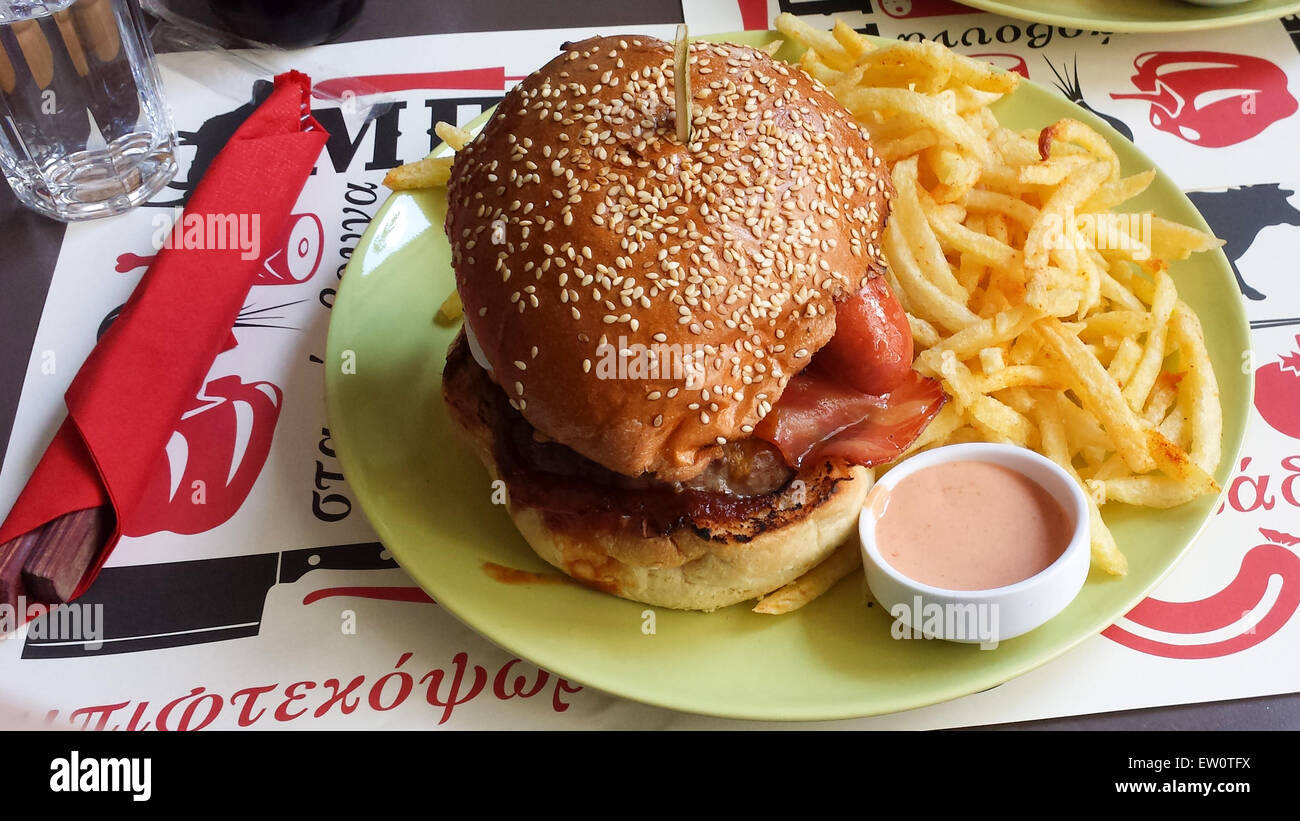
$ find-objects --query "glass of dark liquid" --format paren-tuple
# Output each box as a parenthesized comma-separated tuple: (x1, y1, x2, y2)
(142, 0, 365, 49)
(207, 0, 364, 48)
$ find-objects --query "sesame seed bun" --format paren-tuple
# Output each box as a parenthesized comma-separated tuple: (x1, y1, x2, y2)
(442, 332, 874, 611)
(446, 35, 892, 482)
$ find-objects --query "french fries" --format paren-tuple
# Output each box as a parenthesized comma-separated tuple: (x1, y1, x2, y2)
(752, 541, 862, 614)
(383, 155, 453, 191)
(437, 289, 464, 323)
(778, 13, 1226, 576)
(434, 120, 473, 151)
(382, 119, 466, 190)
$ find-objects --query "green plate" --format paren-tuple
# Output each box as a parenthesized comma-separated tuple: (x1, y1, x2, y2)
(324, 31, 1251, 721)
(959, 0, 1300, 33)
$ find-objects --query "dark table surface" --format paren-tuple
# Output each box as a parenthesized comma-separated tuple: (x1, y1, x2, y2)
(0, 0, 1294, 730)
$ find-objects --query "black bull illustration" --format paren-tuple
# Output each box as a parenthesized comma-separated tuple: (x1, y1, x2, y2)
(1186, 184, 1300, 302)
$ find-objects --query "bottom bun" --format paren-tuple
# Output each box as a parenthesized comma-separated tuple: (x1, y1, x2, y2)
(443, 334, 875, 611)
(508, 470, 873, 611)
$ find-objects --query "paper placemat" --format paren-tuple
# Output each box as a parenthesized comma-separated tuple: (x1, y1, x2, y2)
(2, 3, 1299, 729)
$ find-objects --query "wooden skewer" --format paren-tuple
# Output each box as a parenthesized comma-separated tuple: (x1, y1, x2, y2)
(674, 23, 692, 145)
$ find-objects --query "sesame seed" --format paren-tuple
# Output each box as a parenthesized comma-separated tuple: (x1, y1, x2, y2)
(444, 37, 890, 450)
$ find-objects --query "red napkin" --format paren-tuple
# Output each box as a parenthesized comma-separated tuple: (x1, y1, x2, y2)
(0, 71, 328, 606)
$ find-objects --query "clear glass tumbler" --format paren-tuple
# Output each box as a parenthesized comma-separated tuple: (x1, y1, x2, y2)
(0, 0, 177, 221)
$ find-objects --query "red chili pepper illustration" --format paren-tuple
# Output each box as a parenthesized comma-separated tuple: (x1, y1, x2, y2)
(1110, 51, 1298, 148)
(123, 375, 283, 537)
(1102, 529, 1300, 658)
(1255, 337, 1300, 440)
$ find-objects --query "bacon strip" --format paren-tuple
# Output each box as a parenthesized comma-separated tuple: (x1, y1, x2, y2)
(754, 367, 947, 469)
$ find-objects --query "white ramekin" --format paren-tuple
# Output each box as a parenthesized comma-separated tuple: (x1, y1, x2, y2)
(858, 442, 1090, 648)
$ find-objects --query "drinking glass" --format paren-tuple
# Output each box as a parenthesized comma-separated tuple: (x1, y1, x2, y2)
(0, 0, 177, 221)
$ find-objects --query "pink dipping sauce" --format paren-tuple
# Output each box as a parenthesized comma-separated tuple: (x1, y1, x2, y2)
(873, 461, 1072, 591)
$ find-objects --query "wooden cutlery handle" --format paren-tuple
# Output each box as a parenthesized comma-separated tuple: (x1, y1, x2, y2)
(0, 529, 41, 611)
(0, 505, 114, 608)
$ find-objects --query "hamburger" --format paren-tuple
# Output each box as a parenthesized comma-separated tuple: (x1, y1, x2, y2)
(441, 34, 945, 611)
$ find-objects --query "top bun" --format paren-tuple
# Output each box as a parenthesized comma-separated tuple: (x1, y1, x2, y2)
(445, 35, 892, 481)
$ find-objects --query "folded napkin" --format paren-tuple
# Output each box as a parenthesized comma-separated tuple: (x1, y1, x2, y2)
(0, 71, 328, 611)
